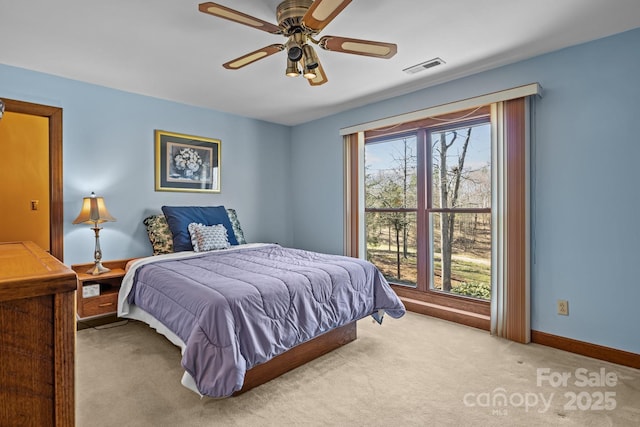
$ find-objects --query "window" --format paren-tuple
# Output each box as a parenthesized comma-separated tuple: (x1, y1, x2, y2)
(364, 112, 491, 301)
(365, 134, 417, 286)
(428, 122, 492, 300)
(345, 85, 538, 341)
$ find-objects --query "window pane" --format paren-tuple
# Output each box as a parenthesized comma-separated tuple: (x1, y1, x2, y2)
(430, 123, 491, 209)
(365, 211, 417, 287)
(429, 212, 491, 300)
(365, 136, 417, 209)
(365, 135, 418, 287)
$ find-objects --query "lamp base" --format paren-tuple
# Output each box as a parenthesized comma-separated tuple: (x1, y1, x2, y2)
(86, 261, 111, 275)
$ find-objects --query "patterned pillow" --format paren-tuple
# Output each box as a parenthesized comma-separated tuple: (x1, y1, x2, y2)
(143, 214, 174, 255)
(188, 223, 230, 252)
(226, 208, 247, 245)
(143, 209, 246, 254)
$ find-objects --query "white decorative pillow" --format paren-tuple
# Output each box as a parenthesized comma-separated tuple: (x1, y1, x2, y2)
(188, 223, 231, 252)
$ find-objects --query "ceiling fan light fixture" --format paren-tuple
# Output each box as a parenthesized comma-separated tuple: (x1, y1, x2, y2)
(286, 58, 300, 77)
(303, 64, 317, 79)
(302, 44, 319, 69)
(286, 35, 304, 61)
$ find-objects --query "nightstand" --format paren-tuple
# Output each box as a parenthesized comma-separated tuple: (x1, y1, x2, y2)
(71, 258, 134, 319)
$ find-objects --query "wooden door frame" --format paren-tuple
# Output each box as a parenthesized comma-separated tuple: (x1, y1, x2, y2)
(3, 98, 64, 261)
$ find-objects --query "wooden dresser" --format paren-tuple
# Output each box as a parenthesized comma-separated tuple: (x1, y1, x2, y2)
(0, 241, 76, 426)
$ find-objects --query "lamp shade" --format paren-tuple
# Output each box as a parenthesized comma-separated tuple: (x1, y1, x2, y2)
(72, 192, 116, 225)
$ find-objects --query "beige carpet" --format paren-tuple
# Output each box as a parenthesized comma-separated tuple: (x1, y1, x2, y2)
(77, 312, 640, 426)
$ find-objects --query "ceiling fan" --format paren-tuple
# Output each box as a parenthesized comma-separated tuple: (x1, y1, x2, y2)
(198, 0, 397, 86)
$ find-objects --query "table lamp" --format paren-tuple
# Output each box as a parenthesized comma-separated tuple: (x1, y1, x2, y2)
(73, 192, 116, 275)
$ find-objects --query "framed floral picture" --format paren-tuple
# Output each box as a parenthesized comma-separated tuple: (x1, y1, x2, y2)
(155, 130, 221, 193)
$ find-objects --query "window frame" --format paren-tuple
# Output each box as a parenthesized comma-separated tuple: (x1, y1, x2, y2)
(363, 109, 492, 314)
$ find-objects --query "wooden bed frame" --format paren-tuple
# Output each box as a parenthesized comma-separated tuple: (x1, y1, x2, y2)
(235, 321, 357, 395)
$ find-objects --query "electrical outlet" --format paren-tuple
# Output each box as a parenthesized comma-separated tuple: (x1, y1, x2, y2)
(557, 300, 569, 316)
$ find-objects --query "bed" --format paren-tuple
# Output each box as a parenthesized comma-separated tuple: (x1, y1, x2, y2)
(117, 206, 405, 398)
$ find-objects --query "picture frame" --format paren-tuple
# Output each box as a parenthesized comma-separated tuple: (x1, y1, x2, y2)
(155, 130, 221, 193)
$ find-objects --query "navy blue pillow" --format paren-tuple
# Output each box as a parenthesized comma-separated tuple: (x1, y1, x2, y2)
(161, 205, 239, 251)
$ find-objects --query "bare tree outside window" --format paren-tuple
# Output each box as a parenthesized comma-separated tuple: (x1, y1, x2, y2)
(430, 123, 491, 299)
(365, 136, 417, 285)
(364, 119, 492, 301)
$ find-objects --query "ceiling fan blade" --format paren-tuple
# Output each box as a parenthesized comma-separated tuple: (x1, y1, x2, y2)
(223, 44, 285, 70)
(307, 61, 328, 86)
(199, 2, 282, 35)
(302, 0, 352, 32)
(318, 36, 397, 59)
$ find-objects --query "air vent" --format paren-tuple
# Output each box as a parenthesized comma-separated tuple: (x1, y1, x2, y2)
(403, 58, 445, 74)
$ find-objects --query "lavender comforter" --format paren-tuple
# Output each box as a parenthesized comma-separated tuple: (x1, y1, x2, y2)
(119, 244, 405, 397)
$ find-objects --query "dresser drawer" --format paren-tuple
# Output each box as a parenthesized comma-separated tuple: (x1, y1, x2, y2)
(80, 292, 118, 317)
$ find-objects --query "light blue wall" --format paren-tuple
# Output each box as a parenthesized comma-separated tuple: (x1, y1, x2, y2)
(290, 28, 640, 354)
(0, 64, 293, 265)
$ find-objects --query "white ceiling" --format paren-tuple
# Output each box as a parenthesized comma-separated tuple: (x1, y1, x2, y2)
(2, 0, 640, 126)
